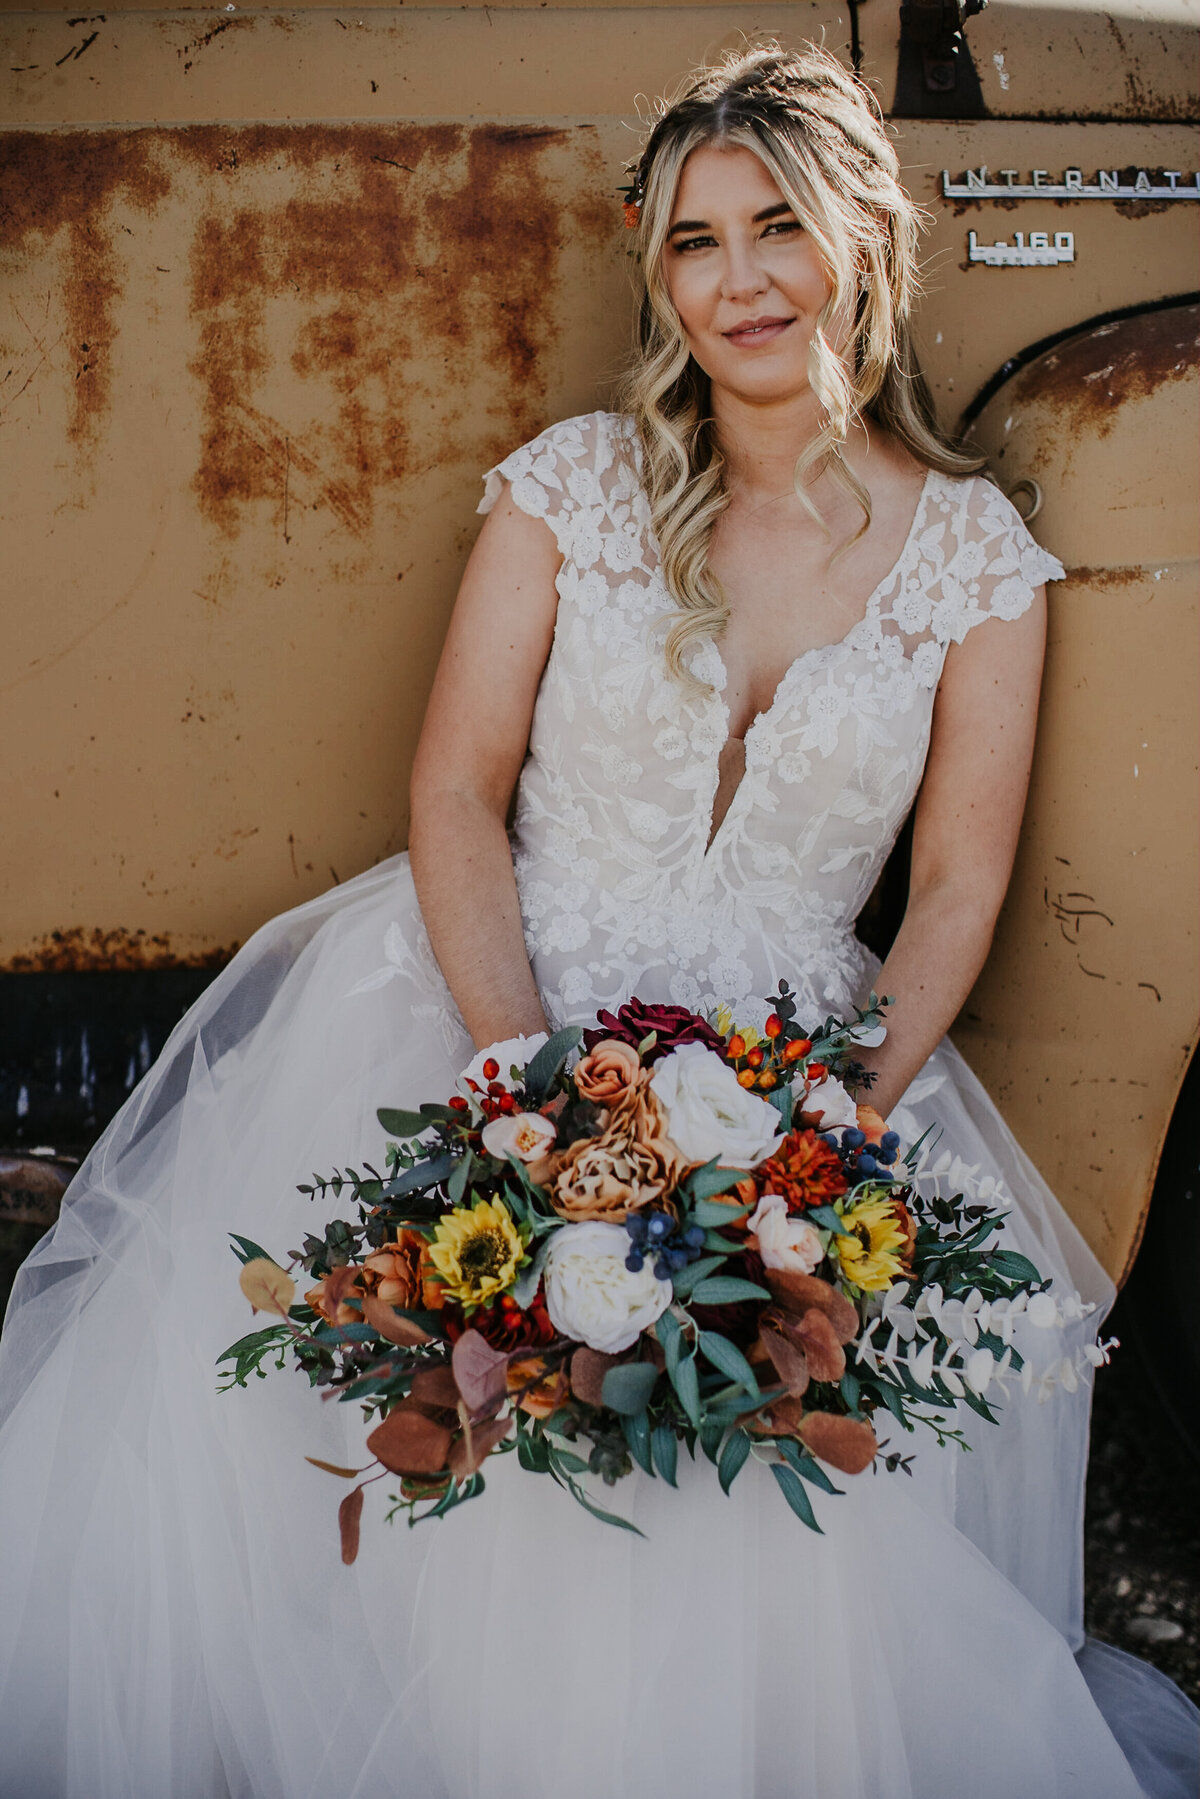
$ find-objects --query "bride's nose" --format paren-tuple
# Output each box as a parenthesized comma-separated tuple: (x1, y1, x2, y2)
(720, 238, 770, 304)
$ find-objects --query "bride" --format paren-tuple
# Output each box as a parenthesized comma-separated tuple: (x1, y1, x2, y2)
(0, 43, 1195, 1799)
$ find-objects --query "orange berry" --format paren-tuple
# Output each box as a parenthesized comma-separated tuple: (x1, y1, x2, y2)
(737, 1069, 758, 1089)
(747, 1047, 765, 1069)
(806, 1061, 827, 1082)
(756, 1071, 776, 1090)
(784, 1037, 812, 1062)
(764, 1014, 782, 1038)
(727, 1034, 746, 1059)
(482, 1058, 500, 1081)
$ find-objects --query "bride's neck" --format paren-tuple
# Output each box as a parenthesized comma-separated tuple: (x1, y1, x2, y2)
(712, 387, 868, 512)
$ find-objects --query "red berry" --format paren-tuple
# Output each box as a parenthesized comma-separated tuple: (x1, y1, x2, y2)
(449, 1095, 469, 1112)
(727, 1034, 746, 1059)
(482, 1058, 500, 1081)
(806, 1061, 827, 1081)
(747, 1047, 765, 1069)
(765, 1014, 782, 1038)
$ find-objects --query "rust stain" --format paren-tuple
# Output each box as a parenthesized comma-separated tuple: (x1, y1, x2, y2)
(1010, 304, 1199, 437)
(3, 926, 237, 973)
(178, 121, 608, 539)
(0, 132, 171, 451)
(1057, 565, 1151, 591)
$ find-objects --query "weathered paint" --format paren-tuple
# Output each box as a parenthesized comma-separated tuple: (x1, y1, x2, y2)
(955, 304, 1199, 1280)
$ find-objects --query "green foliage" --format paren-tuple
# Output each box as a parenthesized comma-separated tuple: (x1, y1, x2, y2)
(771, 1462, 823, 1532)
(601, 1361, 660, 1416)
(216, 1324, 292, 1390)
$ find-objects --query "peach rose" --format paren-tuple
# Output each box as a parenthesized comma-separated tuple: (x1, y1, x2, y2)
(362, 1230, 444, 1312)
(547, 1086, 687, 1223)
(573, 1038, 645, 1105)
(305, 1264, 365, 1327)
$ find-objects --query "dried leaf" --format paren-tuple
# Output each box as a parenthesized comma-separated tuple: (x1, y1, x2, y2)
(322, 1264, 365, 1312)
(366, 1406, 453, 1476)
(569, 1346, 624, 1407)
(339, 1485, 364, 1565)
(239, 1257, 296, 1318)
(448, 1413, 512, 1480)
(760, 1326, 810, 1397)
(451, 1330, 510, 1420)
(304, 1456, 365, 1479)
(799, 1411, 878, 1475)
(765, 1270, 858, 1343)
(794, 1308, 846, 1384)
(749, 1393, 807, 1437)
(409, 1364, 462, 1410)
(361, 1293, 432, 1346)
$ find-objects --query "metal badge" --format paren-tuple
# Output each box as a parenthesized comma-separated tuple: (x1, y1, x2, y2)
(968, 229, 1075, 267)
(943, 167, 1199, 201)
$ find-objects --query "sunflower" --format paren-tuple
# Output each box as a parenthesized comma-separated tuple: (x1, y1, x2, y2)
(427, 1198, 527, 1310)
(834, 1194, 909, 1292)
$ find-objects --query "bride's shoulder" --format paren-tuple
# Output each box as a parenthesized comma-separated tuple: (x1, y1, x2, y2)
(478, 411, 638, 523)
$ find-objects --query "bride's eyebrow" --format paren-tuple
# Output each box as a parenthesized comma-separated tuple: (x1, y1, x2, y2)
(667, 201, 795, 238)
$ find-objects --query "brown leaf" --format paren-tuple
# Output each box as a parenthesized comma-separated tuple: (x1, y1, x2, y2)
(239, 1257, 296, 1318)
(338, 1485, 364, 1565)
(361, 1293, 432, 1346)
(366, 1407, 453, 1476)
(323, 1264, 366, 1312)
(799, 1411, 878, 1475)
(451, 1330, 510, 1419)
(765, 1270, 858, 1344)
(759, 1326, 810, 1397)
(569, 1346, 624, 1407)
(409, 1364, 462, 1409)
(748, 1393, 807, 1436)
(447, 1413, 512, 1480)
(794, 1308, 846, 1384)
(304, 1456, 365, 1479)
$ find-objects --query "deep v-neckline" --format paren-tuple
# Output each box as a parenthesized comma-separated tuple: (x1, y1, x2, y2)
(701, 467, 935, 855)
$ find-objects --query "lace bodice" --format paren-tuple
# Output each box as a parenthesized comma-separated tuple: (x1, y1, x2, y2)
(479, 411, 1063, 1032)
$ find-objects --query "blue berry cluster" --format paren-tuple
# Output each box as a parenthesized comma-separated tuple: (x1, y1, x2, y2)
(624, 1209, 706, 1279)
(819, 1126, 902, 1184)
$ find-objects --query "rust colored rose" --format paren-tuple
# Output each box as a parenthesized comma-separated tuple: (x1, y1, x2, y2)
(747, 1129, 848, 1213)
(574, 1038, 645, 1105)
(506, 1354, 570, 1418)
(443, 1288, 557, 1352)
(305, 1264, 365, 1327)
(581, 1000, 726, 1066)
(359, 1229, 428, 1311)
(547, 1085, 687, 1223)
(890, 1194, 917, 1272)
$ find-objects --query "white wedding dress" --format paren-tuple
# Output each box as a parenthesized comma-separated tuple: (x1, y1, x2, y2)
(0, 412, 1195, 1799)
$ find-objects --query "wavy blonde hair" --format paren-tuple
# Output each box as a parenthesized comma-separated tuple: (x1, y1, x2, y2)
(618, 43, 983, 685)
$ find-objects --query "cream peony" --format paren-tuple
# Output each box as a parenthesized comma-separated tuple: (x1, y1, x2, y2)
(461, 1033, 549, 1093)
(796, 1073, 859, 1131)
(747, 1192, 824, 1274)
(481, 1112, 558, 1163)
(542, 1222, 672, 1354)
(650, 1041, 784, 1168)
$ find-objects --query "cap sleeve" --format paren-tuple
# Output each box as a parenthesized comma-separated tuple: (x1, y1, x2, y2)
(934, 475, 1065, 646)
(478, 412, 617, 559)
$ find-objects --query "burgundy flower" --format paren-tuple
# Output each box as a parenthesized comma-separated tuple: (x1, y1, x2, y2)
(442, 1289, 557, 1353)
(582, 999, 726, 1066)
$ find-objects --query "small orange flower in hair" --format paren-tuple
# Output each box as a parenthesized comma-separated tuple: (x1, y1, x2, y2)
(623, 200, 641, 230)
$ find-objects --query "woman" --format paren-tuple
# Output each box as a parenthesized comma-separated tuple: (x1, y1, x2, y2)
(0, 44, 1194, 1799)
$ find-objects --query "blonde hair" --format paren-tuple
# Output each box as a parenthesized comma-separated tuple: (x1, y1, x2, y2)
(617, 43, 983, 686)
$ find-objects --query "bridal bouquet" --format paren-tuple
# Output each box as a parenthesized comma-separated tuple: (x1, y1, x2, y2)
(221, 985, 1094, 1561)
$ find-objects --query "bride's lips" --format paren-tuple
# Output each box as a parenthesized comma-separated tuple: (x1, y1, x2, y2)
(722, 315, 794, 347)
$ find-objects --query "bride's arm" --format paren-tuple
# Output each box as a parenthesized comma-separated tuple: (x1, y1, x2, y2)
(852, 593, 1048, 1116)
(409, 491, 563, 1049)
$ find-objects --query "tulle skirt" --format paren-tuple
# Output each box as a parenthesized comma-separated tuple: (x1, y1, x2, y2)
(0, 855, 1195, 1798)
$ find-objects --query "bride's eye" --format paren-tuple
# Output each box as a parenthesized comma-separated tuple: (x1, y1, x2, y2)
(762, 219, 802, 239)
(673, 233, 717, 254)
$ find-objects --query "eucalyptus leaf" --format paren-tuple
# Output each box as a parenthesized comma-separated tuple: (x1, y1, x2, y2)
(621, 1409, 655, 1477)
(523, 1026, 583, 1101)
(988, 1249, 1042, 1283)
(689, 1276, 772, 1306)
(805, 1204, 851, 1236)
(228, 1234, 274, 1267)
(651, 1424, 678, 1487)
(668, 1255, 726, 1298)
(767, 1084, 794, 1130)
(771, 1461, 823, 1532)
(685, 1162, 749, 1204)
(690, 1197, 753, 1228)
(717, 1427, 751, 1495)
(447, 1154, 472, 1206)
(776, 1438, 843, 1495)
(672, 1353, 702, 1429)
(698, 1330, 761, 1397)
(601, 1361, 660, 1416)
(382, 1154, 456, 1200)
(377, 1107, 428, 1140)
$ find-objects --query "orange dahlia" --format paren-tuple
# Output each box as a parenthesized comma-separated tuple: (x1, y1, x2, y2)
(749, 1129, 848, 1214)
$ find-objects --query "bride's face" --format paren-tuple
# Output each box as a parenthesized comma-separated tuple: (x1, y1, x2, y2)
(663, 141, 841, 407)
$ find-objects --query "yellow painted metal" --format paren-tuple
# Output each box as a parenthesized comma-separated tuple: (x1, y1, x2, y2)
(955, 305, 1200, 1281)
(1, 1, 1198, 1275)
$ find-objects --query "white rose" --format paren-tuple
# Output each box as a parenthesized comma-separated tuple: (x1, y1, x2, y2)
(542, 1222, 672, 1354)
(747, 1192, 824, 1274)
(461, 1033, 549, 1093)
(649, 1041, 784, 1168)
(797, 1073, 859, 1131)
(481, 1111, 558, 1163)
